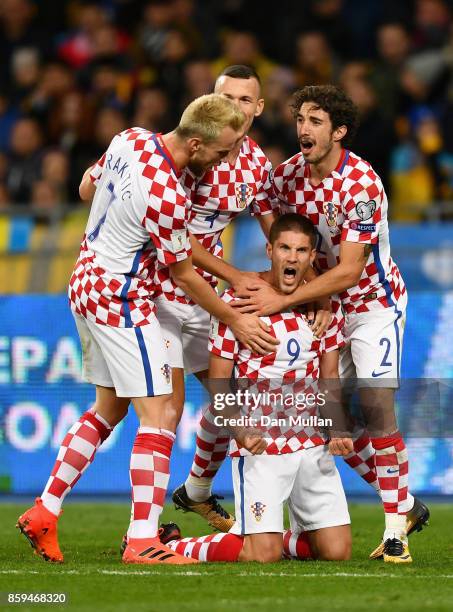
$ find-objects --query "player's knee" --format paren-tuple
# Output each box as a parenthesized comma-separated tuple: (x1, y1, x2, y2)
(105, 410, 128, 427)
(161, 393, 185, 431)
(316, 538, 351, 561)
(249, 540, 283, 563)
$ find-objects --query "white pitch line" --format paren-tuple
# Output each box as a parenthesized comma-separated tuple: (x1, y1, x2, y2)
(1, 569, 453, 579)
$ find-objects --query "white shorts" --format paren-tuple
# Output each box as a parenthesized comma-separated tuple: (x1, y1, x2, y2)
(339, 300, 406, 388)
(230, 445, 350, 535)
(154, 296, 210, 374)
(74, 313, 172, 398)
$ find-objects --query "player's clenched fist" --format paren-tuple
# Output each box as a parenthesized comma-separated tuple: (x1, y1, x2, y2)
(328, 437, 354, 456)
(235, 428, 267, 454)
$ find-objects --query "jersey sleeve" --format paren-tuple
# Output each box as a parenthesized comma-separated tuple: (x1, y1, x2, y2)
(89, 153, 106, 186)
(250, 158, 279, 216)
(208, 291, 239, 359)
(142, 174, 192, 266)
(341, 176, 383, 244)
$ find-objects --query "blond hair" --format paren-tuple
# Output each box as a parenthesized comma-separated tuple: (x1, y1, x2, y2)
(176, 94, 245, 143)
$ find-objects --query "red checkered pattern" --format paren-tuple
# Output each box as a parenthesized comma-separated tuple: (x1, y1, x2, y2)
(41, 411, 112, 515)
(167, 532, 243, 561)
(372, 435, 409, 515)
(323, 297, 345, 353)
(209, 289, 328, 456)
(283, 529, 313, 559)
(128, 429, 175, 539)
(189, 404, 230, 479)
(89, 152, 105, 185)
(187, 297, 344, 480)
(69, 128, 191, 327)
(154, 136, 277, 303)
(274, 149, 407, 314)
(343, 430, 380, 493)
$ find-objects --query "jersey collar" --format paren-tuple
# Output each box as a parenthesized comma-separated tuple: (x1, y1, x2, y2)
(304, 148, 349, 185)
(334, 148, 349, 175)
(152, 133, 181, 178)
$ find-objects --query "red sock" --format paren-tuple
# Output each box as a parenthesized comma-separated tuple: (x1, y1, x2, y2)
(189, 404, 230, 479)
(128, 427, 175, 539)
(41, 410, 112, 515)
(283, 530, 313, 559)
(371, 434, 408, 515)
(167, 533, 244, 561)
(343, 430, 380, 493)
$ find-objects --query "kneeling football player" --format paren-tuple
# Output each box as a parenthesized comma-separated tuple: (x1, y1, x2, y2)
(161, 214, 352, 562)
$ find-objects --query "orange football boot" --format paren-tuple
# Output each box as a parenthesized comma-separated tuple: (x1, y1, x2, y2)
(122, 537, 199, 565)
(16, 498, 63, 563)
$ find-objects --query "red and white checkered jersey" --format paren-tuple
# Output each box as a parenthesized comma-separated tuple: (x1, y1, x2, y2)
(154, 136, 277, 304)
(68, 128, 191, 327)
(209, 288, 337, 456)
(274, 149, 407, 314)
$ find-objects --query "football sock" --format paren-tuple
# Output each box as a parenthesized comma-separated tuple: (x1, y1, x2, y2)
(344, 431, 415, 513)
(128, 427, 175, 539)
(185, 403, 230, 502)
(371, 434, 409, 539)
(343, 430, 380, 493)
(166, 532, 244, 561)
(184, 475, 213, 502)
(283, 530, 313, 559)
(41, 410, 112, 516)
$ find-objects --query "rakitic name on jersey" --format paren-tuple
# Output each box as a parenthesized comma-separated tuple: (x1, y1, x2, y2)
(214, 415, 332, 427)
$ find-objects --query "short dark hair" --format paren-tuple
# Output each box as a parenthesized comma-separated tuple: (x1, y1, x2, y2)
(290, 85, 358, 147)
(269, 213, 317, 249)
(218, 64, 261, 85)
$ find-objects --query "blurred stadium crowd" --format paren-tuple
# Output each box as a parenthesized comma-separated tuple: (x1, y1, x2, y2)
(1, 0, 453, 222)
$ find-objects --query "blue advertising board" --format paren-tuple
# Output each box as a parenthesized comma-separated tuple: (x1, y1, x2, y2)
(1, 294, 452, 496)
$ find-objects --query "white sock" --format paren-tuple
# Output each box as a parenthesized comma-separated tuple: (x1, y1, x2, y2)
(184, 475, 213, 502)
(383, 514, 407, 541)
(406, 492, 415, 512)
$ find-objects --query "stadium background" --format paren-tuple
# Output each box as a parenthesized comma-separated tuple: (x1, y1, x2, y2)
(1, 0, 453, 498)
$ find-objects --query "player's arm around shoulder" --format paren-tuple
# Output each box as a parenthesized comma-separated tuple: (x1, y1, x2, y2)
(169, 257, 279, 355)
(336, 241, 371, 286)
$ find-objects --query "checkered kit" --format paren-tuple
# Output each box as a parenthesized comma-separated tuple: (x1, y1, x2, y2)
(69, 128, 192, 328)
(274, 148, 406, 314)
(154, 136, 278, 304)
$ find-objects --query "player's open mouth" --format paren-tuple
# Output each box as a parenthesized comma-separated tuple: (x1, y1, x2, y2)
(300, 141, 314, 154)
(283, 267, 297, 282)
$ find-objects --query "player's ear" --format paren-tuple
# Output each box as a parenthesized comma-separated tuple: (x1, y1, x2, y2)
(266, 241, 272, 260)
(309, 248, 316, 265)
(333, 125, 347, 143)
(187, 137, 202, 154)
(255, 98, 264, 117)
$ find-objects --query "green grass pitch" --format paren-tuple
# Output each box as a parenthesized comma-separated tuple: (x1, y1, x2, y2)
(0, 501, 452, 611)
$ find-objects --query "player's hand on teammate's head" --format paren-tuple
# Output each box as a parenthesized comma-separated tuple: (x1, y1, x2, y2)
(230, 314, 279, 355)
(230, 284, 284, 317)
(328, 437, 354, 456)
(235, 428, 267, 454)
